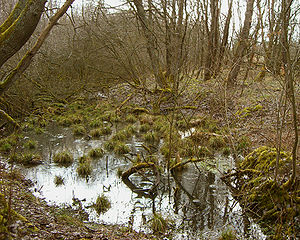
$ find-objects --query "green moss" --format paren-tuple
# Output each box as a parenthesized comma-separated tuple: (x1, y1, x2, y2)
(89, 119, 102, 128)
(88, 148, 104, 158)
(53, 151, 73, 166)
(58, 116, 72, 127)
(123, 125, 136, 138)
(93, 194, 111, 214)
(228, 146, 298, 238)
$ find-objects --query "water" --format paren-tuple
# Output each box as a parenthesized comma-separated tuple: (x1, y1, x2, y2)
(19, 123, 266, 239)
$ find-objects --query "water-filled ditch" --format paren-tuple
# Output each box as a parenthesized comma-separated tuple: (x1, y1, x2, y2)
(19, 123, 265, 239)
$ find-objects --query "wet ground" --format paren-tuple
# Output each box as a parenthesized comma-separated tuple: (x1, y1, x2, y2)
(19, 123, 266, 239)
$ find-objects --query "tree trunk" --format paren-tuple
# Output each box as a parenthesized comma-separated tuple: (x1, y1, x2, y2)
(0, 0, 47, 69)
(227, 0, 255, 86)
(132, 0, 166, 88)
(280, 0, 298, 184)
(0, 0, 76, 96)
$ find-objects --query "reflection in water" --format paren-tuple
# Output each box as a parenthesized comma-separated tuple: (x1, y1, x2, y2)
(19, 124, 266, 239)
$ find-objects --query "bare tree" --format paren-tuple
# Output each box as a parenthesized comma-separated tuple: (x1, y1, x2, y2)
(227, 0, 255, 86)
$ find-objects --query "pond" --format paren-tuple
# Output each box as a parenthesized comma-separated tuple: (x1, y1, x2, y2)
(19, 123, 266, 239)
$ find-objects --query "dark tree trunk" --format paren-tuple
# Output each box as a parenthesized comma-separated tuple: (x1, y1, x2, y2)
(0, 0, 47, 69)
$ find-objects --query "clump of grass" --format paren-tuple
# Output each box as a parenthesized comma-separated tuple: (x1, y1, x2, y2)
(0, 141, 12, 153)
(93, 194, 111, 215)
(124, 125, 137, 136)
(112, 131, 127, 142)
(236, 135, 251, 155)
(125, 114, 137, 123)
(88, 148, 104, 158)
(222, 147, 231, 156)
(114, 142, 130, 155)
(197, 146, 213, 158)
(34, 127, 45, 134)
(117, 168, 123, 178)
(99, 126, 112, 135)
(89, 119, 102, 128)
(150, 213, 169, 233)
(139, 113, 154, 125)
(218, 228, 236, 240)
(20, 153, 42, 166)
(72, 124, 86, 136)
(140, 123, 151, 133)
(24, 140, 37, 150)
(208, 136, 226, 150)
(90, 128, 102, 138)
(104, 140, 115, 152)
(8, 153, 20, 163)
(53, 151, 73, 166)
(54, 175, 64, 186)
(58, 116, 72, 127)
(77, 161, 92, 178)
(143, 131, 160, 144)
(70, 115, 83, 124)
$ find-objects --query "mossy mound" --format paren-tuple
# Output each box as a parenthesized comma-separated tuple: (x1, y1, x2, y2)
(223, 146, 299, 239)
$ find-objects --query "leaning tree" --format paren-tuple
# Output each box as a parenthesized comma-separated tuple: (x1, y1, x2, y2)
(0, 0, 75, 127)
